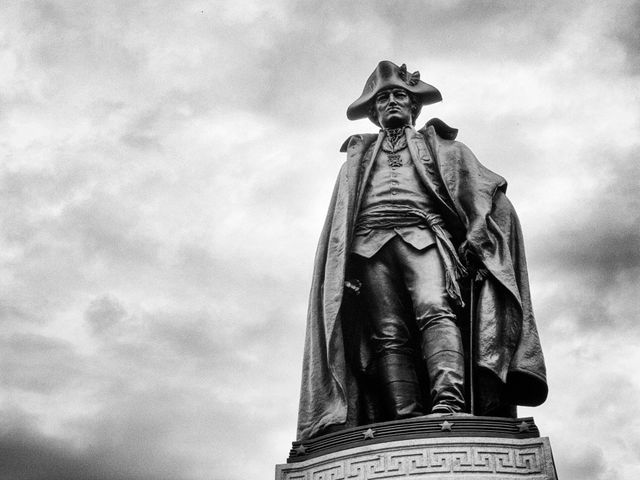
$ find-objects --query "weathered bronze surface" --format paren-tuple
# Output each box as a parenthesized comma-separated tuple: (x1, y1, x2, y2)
(297, 61, 548, 441)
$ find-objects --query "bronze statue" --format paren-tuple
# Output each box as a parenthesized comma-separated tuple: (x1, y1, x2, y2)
(297, 61, 548, 441)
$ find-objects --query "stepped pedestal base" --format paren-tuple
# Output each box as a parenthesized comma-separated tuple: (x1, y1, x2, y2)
(276, 416, 557, 480)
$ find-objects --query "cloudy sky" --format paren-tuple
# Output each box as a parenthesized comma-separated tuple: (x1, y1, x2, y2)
(0, 1, 638, 479)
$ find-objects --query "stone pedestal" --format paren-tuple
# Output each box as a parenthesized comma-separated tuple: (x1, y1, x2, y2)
(276, 416, 558, 480)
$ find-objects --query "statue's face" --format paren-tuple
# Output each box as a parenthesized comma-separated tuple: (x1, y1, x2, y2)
(375, 88, 412, 128)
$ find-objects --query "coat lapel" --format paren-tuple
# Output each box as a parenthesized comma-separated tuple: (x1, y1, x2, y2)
(406, 128, 458, 219)
(354, 132, 383, 213)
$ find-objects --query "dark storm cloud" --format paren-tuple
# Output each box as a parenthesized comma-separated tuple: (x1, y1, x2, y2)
(0, 302, 298, 480)
(0, 410, 187, 480)
(549, 227, 639, 282)
(0, 386, 283, 480)
(0, 430, 131, 480)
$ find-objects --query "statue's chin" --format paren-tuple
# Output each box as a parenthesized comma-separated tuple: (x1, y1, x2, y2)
(379, 115, 410, 129)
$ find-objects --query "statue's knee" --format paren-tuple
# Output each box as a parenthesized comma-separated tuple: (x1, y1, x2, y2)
(372, 334, 414, 356)
(415, 300, 456, 331)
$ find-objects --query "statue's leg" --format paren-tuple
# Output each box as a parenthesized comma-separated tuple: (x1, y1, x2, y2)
(396, 242, 466, 414)
(377, 353, 423, 419)
(360, 239, 424, 420)
(421, 321, 466, 414)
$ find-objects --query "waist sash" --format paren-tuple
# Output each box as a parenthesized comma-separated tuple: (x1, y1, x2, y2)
(356, 206, 467, 307)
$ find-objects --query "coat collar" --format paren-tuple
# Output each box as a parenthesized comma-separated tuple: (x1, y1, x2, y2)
(353, 127, 458, 220)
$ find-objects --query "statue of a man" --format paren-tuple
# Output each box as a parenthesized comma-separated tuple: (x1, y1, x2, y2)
(297, 61, 548, 440)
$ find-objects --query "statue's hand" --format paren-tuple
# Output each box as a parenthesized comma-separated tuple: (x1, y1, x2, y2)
(458, 241, 477, 268)
(458, 241, 489, 281)
(344, 279, 362, 296)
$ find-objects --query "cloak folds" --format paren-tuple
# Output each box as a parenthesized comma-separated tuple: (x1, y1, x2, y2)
(297, 120, 548, 441)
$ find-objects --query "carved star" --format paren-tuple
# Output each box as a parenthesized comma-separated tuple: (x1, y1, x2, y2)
(517, 421, 530, 433)
(440, 420, 453, 431)
(295, 444, 307, 455)
(362, 428, 375, 440)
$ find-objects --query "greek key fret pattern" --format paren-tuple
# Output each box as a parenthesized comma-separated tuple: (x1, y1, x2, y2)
(280, 442, 548, 480)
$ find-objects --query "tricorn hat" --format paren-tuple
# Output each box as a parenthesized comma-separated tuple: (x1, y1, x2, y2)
(346, 60, 442, 121)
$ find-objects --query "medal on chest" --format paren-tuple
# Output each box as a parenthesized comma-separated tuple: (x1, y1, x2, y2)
(381, 127, 408, 168)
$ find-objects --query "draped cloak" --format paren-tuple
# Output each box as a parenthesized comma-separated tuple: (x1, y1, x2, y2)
(297, 119, 548, 441)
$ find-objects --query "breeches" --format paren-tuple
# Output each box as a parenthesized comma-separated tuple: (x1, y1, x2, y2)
(359, 236, 458, 356)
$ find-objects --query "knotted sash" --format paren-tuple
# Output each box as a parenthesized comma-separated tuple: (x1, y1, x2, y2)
(355, 205, 467, 306)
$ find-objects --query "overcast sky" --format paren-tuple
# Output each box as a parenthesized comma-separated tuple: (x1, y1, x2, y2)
(0, 1, 638, 479)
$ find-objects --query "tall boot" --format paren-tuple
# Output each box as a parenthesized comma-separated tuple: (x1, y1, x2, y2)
(421, 322, 466, 414)
(378, 353, 424, 419)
